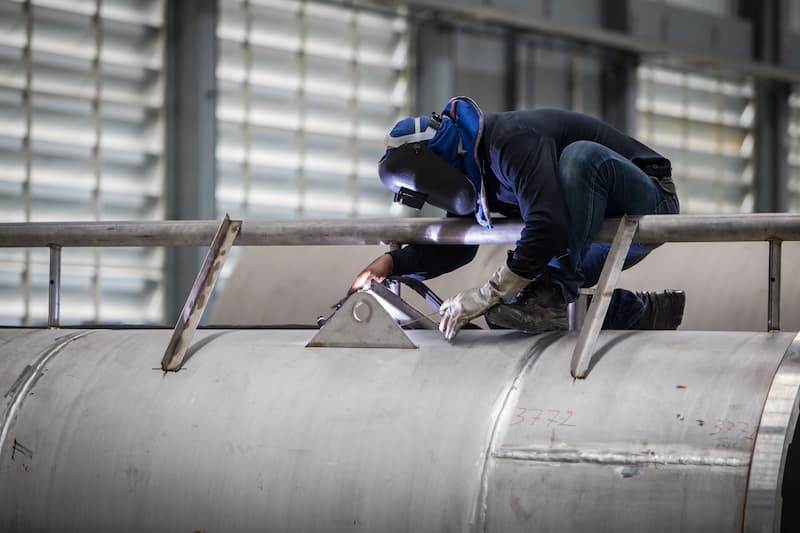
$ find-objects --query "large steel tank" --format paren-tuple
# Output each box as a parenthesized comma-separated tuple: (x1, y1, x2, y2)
(1, 327, 798, 532)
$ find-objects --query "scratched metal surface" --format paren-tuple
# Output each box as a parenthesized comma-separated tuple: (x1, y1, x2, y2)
(0, 328, 69, 398)
(0, 328, 796, 532)
(486, 331, 795, 532)
(0, 328, 536, 533)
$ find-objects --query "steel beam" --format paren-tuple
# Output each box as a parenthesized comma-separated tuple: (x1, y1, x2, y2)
(358, 0, 800, 84)
(164, 0, 219, 320)
(570, 216, 638, 379)
(161, 215, 241, 372)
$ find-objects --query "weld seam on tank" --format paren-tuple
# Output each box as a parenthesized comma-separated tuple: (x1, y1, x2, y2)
(743, 331, 800, 532)
(471, 333, 560, 532)
(492, 448, 751, 467)
(0, 331, 92, 458)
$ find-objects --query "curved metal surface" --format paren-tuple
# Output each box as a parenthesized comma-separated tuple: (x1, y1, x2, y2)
(0, 331, 90, 457)
(0, 328, 797, 532)
(0, 330, 92, 450)
(484, 331, 796, 532)
(744, 331, 800, 532)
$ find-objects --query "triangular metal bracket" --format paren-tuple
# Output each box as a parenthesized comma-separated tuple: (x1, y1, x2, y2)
(306, 292, 417, 349)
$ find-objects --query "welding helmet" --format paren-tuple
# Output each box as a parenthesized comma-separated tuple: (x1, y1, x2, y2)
(378, 96, 493, 228)
(378, 114, 477, 215)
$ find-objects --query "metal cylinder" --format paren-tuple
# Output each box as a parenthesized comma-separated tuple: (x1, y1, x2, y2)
(1, 328, 798, 532)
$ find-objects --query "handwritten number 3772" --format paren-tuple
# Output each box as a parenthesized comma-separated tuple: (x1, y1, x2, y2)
(510, 407, 576, 428)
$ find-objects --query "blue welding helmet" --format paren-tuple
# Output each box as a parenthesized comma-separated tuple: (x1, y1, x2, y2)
(378, 114, 477, 216)
(378, 141, 477, 215)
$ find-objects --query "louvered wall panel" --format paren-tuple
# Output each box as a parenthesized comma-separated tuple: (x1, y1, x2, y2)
(637, 63, 755, 213)
(215, 0, 410, 221)
(0, 0, 165, 326)
(790, 91, 800, 211)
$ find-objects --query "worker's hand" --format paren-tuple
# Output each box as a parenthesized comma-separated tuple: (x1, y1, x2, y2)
(349, 253, 394, 295)
(439, 286, 493, 340)
(439, 263, 532, 340)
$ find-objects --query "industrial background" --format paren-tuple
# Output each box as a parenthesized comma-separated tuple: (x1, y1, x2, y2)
(3, 3, 800, 532)
(0, 0, 799, 327)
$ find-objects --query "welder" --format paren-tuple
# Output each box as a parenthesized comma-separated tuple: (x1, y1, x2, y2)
(349, 96, 685, 340)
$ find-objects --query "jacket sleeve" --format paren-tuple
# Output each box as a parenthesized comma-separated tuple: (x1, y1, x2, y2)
(499, 134, 569, 279)
(386, 211, 480, 280)
(388, 242, 479, 281)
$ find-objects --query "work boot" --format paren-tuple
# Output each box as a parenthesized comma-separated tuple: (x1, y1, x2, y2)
(485, 281, 568, 334)
(630, 290, 686, 330)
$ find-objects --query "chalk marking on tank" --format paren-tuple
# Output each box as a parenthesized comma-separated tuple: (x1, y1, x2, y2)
(0, 331, 93, 460)
(471, 332, 562, 532)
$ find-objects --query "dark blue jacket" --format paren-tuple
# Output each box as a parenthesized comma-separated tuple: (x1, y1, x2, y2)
(389, 109, 671, 280)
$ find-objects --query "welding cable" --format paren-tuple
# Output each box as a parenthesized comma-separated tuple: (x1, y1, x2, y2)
(384, 276, 444, 312)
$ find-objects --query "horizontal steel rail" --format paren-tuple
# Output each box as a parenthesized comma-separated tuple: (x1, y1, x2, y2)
(1, 214, 800, 248)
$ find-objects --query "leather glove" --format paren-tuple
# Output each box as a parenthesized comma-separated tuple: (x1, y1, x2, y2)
(439, 263, 532, 340)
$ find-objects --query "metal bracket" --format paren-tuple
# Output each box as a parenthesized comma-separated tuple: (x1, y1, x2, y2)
(48, 244, 61, 328)
(570, 216, 638, 379)
(567, 289, 591, 332)
(161, 214, 241, 371)
(768, 239, 781, 332)
(367, 280, 438, 330)
(307, 291, 417, 349)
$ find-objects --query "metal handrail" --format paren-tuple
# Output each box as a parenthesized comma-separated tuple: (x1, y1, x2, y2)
(2, 213, 800, 248)
(2, 213, 799, 378)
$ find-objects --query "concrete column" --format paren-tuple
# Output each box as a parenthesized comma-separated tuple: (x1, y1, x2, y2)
(164, 0, 219, 320)
(415, 19, 455, 115)
(742, 0, 791, 212)
(600, 0, 637, 133)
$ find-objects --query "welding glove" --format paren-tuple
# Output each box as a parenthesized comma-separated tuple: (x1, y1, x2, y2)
(439, 263, 532, 340)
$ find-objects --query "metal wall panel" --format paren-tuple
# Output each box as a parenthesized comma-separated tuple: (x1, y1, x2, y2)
(516, 37, 604, 116)
(630, 0, 752, 59)
(453, 29, 508, 112)
(785, 33, 800, 70)
(490, 0, 602, 27)
(656, 0, 736, 16)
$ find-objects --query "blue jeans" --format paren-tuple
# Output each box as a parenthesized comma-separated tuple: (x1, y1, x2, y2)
(545, 141, 680, 329)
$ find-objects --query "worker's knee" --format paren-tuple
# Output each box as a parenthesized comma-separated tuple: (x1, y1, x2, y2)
(559, 141, 610, 188)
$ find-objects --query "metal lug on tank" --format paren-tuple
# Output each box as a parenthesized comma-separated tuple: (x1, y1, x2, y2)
(306, 291, 417, 349)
